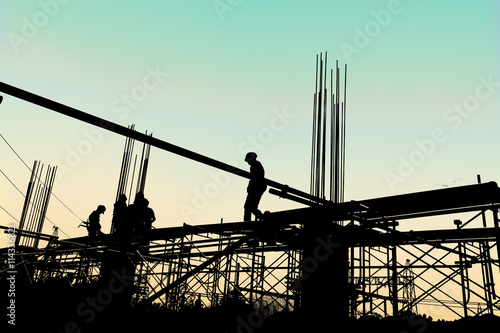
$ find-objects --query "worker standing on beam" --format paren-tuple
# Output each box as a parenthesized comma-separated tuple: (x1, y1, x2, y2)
(243, 152, 267, 221)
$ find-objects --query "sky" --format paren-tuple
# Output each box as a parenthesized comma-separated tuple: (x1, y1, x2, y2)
(1, 0, 499, 319)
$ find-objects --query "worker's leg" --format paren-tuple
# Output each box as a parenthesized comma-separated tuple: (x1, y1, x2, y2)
(244, 209, 252, 222)
(252, 208, 263, 220)
(245, 192, 264, 221)
(244, 193, 258, 221)
(252, 192, 264, 220)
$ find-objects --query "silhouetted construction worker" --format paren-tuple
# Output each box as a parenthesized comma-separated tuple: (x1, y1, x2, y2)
(244, 152, 267, 221)
(195, 295, 203, 311)
(143, 199, 156, 230)
(134, 191, 145, 205)
(128, 192, 146, 233)
(112, 194, 127, 234)
(87, 205, 106, 240)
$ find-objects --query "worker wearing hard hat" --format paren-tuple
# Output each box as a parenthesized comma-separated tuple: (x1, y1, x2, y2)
(243, 152, 267, 222)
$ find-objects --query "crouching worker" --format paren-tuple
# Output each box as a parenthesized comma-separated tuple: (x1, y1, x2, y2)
(87, 205, 106, 241)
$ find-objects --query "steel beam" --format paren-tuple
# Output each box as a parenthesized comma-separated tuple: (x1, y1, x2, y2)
(0, 81, 322, 205)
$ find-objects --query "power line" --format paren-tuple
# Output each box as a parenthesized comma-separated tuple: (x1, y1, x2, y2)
(0, 167, 71, 238)
(0, 169, 25, 197)
(0, 205, 20, 223)
(0, 133, 83, 223)
(0, 133, 78, 238)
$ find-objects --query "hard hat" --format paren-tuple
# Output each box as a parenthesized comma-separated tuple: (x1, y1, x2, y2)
(245, 152, 257, 162)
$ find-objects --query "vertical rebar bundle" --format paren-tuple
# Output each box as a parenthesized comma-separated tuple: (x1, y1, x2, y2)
(111, 125, 152, 233)
(16, 160, 57, 248)
(136, 131, 152, 194)
(310, 52, 347, 203)
(116, 124, 136, 202)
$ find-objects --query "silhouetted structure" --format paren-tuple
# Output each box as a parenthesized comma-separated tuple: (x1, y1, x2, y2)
(1, 59, 500, 332)
(16, 161, 57, 248)
(310, 52, 346, 203)
(243, 152, 267, 222)
(111, 124, 153, 234)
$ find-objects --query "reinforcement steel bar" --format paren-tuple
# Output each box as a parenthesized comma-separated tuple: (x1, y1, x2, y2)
(0, 82, 322, 205)
(309, 54, 347, 204)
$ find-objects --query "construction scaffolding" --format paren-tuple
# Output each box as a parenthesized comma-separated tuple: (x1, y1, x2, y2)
(345, 181, 500, 318)
(3, 219, 303, 311)
(1, 71, 499, 329)
(2, 181, 499, 321)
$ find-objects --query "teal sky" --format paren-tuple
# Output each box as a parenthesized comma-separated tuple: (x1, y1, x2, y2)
(2, 0, 499, 226)
(1, 2, 500, 317)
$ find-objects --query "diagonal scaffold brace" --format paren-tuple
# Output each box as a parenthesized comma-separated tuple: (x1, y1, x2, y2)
(142, 236, 249, 306)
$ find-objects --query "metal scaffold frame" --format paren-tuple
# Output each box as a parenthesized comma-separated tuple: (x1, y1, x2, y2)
(2, 220, 304, 313)
(3, 180, 498, 321)
(345, 184, 500, 319)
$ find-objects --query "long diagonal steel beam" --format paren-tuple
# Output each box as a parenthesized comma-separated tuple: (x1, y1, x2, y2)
(0, 82, 324, 205)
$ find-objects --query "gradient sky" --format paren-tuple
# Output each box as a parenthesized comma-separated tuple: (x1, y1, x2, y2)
(1, 0, 499, 318)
